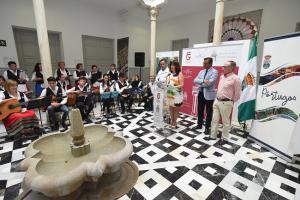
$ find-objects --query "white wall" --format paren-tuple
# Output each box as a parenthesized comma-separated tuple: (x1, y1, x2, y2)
(156, 0, 300, 65)
(0, 0, 121, 69)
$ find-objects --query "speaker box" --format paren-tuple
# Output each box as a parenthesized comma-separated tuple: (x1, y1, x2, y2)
(135, 52, 145, 67)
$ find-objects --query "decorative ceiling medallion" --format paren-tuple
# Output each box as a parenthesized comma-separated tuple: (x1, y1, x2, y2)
(221, 17, 258, 41)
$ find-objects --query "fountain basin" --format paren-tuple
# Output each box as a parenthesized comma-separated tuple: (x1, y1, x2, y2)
(19, 124, 133, 198)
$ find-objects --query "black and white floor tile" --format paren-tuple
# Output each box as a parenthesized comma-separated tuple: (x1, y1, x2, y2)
(0, 110, 300, 200)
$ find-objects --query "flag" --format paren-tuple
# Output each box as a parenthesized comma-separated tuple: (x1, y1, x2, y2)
(238, 37, 257, 122)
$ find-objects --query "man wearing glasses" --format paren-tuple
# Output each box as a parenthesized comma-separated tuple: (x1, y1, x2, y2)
(204, 61, 241, 145)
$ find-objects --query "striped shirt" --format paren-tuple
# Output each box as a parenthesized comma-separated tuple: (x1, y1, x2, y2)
(217, 72, 241, 102)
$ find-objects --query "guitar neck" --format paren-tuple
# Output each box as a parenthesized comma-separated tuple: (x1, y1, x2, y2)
(8, 101, 27, 109)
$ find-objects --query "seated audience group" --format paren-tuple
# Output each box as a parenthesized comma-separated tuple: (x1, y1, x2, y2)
(0, 61, 155, 139)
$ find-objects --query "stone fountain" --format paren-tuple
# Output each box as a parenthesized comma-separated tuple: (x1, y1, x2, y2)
(18, 109, 137, 199)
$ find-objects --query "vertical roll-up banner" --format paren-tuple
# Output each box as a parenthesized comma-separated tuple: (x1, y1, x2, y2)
(181, 40, 250, 124)
(154, 51, 179, 129)
(250, 32, 300, 161)
(153, 83, 165, 129)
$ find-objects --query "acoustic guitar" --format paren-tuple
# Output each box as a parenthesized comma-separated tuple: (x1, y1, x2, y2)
(0, 95, 56, 120)
(0, 98, 28, 121)
(67, 91, 93, 106)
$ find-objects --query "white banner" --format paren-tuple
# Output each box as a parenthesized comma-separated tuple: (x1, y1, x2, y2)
(250, 32, 300, 159)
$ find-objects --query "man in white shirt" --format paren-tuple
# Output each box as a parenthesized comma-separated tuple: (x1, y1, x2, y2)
(40, 76, 69, 132)
(155, 58, 170, 84)
(154, 58, 171, 126)
(2, 61, 29, 93)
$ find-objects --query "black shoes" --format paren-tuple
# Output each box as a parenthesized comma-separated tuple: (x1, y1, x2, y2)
(204, 128, 211, 135)
(60, 127, 68, 132)
(60, 123, 68, 132)
(204, 136, 216, 141)
(194, 125, 202, 130)
(50, 124, 59, 132)
(219, 139, 228, 145)
(34, 127, 44, 136)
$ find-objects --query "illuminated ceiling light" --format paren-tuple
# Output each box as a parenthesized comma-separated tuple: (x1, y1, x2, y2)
(142, 0, 166, 8)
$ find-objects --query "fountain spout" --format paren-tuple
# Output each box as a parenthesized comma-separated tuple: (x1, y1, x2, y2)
(70, 109, 91, 157)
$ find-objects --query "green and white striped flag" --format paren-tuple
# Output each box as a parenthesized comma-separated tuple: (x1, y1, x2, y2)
(238, 37, 257, 122)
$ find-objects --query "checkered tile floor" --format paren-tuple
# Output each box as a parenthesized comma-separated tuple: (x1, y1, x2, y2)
(0, 110, 300, 200)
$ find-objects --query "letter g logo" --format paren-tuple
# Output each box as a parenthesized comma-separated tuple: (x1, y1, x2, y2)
(186, 52, 191, 61)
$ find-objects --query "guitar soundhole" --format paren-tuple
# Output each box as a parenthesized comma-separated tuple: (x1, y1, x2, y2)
(8, 105, 15, 109)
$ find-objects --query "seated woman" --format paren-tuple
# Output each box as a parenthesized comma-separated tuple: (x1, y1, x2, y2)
(0, 80, 39, 139)
(143, 76, 155, 111)
(100, 74, 114, 116)
(131, 74, 143, 89)
(130, 75, 144, 105)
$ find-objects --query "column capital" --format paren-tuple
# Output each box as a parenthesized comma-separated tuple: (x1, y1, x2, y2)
(216, 0, 225, 3)
(149, 7, 159, 21)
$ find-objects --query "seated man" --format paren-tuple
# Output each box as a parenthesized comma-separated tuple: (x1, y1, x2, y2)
(40, 76, 69, 132)
(67, 77, 94, 123)
(115, 73, 133, 114)
(3, 61, 29, 93)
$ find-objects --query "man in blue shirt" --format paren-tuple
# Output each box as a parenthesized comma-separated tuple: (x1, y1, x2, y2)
(193, 57, 218, 134)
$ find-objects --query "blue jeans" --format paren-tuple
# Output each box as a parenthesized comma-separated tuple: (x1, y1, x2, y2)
(47, 104, 69, 126)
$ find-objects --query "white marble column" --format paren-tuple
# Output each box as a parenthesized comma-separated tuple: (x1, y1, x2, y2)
(149, 7, 159, 76)
(32, 0, 52, 86)
(213, 0, 225, 45)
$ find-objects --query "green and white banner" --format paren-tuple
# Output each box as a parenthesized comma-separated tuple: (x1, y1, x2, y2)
(238, 37, 257, 122)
